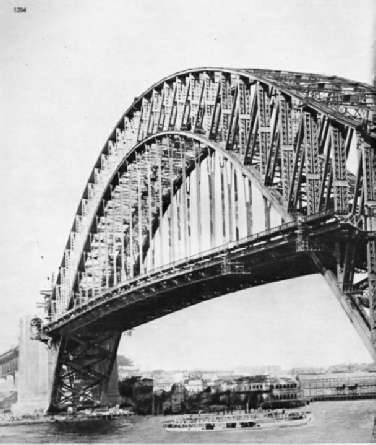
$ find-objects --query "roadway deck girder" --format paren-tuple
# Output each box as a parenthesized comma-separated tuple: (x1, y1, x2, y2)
(45, 215, 366, 338)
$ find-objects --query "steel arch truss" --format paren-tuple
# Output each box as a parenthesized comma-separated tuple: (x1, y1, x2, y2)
(52, 130, 292, 317)
(44, 68, 376, 410)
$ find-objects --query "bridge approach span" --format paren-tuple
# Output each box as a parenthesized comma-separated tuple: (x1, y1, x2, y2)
(0, 347, 18, 380)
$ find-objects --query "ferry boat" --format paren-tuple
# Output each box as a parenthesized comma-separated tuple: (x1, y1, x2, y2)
(162, 410, 312, 432)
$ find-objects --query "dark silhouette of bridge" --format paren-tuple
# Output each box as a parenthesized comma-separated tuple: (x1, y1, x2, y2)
(27, 68, 375, 413)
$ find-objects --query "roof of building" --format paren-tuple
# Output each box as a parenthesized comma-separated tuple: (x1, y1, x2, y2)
(297, 371, 376, 381)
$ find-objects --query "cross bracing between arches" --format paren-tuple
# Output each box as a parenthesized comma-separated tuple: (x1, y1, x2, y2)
(37, 68, 375, 411)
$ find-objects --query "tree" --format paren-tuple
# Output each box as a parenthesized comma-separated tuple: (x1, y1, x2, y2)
(117, 355, 134, 367)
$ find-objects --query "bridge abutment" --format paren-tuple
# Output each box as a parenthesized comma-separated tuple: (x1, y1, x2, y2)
(12, 318, 121, 414)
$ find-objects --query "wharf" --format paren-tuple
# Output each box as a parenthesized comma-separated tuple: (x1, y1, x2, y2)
(307, 394, 376, 402)
(53, 412, 132, 422)
(0, 409, 134, 426)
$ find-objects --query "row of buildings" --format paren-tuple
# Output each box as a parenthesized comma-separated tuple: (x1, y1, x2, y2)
(119, 374, 302, 415)
(118, 366, 284, 391)
(117, 367, 376, 414)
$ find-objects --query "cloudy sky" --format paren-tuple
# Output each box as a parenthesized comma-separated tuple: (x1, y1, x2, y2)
(0, 0, 374, 369)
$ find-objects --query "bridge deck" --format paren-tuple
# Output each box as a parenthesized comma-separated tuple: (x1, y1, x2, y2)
(44, 211, 364, 337)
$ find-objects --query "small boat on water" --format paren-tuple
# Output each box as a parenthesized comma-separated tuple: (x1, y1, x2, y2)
(162, 409, 312, 432)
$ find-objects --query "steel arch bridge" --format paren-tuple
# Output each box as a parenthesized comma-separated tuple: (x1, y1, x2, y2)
(37, 68, 375, 412)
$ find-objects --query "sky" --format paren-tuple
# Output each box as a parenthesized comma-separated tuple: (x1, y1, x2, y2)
(0, 0, 375, 369)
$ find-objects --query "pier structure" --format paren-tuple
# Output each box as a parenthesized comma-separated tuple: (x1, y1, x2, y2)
(17, 68, 376, 413)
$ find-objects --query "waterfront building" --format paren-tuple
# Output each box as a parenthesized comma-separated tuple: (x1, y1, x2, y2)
(152, 389, 170, 415)
(218, 379, 240, 392)
(119, 376, 153, 414)
(235, 376, 270, 392)
(227, 375, 300, 399)
(230, 375, 301, 404)
(162, 397, 172, 415)
(185, 379, 204, 394)
(118, 367, 142, 380)
(298, 372, 376, 401)
(151, 370, 176, 392)
(269, 376, 301, 401)
(170, 383, 188, 414)
(153, 380, 174, 392)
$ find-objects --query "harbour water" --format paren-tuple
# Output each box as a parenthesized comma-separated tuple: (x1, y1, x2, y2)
(0, 400, 374, 443)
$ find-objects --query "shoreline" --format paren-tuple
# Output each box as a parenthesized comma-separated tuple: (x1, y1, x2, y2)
(0, 418, 55, 427)
(0, 414, 133, 427)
